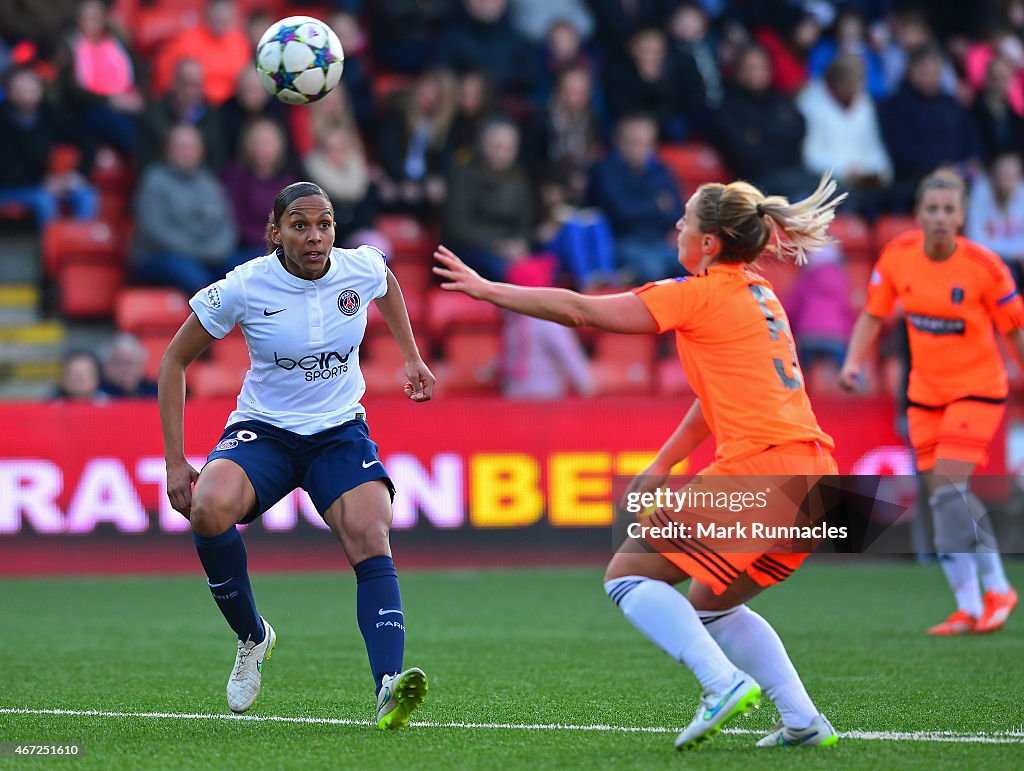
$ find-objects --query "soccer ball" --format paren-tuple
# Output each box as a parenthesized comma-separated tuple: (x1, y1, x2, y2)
(255, 16, 345, 105)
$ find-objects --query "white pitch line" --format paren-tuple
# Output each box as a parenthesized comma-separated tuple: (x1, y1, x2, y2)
(1, 708, 1023, 745)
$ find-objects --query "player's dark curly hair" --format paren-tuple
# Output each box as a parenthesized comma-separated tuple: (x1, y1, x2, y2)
(263, 181, 333, 253)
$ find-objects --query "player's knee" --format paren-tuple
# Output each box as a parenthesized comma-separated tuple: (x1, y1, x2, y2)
(930, 484, 977, 554)
(603, 547, 646, 582)
(190, 494, 241, 538)
(603, 557, 639, 583)
(340, 519, 391, 560)
(697, 604, 749, 625)
(604, 575, 649, 609)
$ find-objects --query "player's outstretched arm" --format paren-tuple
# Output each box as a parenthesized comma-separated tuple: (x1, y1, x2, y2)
(433, 245, 659, 334)
(839, 311, 885, 392)
(374, 268, 435, 402)
(158, 314, 216, 517)
(621, 400, 710, 508)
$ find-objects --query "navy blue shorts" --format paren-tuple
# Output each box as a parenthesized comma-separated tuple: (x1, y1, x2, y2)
(205, 418, 395, 524)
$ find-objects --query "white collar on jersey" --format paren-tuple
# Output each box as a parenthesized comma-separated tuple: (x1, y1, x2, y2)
(270, 247, 338, 288)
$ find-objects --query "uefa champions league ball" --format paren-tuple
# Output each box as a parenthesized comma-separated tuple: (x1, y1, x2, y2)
(255, 16, 345, 105)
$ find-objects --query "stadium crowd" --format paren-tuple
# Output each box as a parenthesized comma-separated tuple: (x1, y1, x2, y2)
(3, 0, 1024, 400)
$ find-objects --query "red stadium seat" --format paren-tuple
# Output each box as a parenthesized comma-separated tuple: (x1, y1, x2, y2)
(873, 215, 918, 251)
(111, 0, 140, 30)
(0, 201, 32, 222)
(362, 300, 382, 333)
(57, 263, 125, 319)
(436, 329, 502, 394)
(361, 362, 409, 396)
(389, 256, 433, 295)
(115, 287, 191, 335)
(229, 0, 285, 16)
(361, 326, 426, 364)
(377, 214, 434, 262)
(590, 361, 653, 395)
(385, 260, 432, 326)
(138, 333, 175, 381)
(361, 328, 418, 396)
(98, 190, 132, 227)
(89, 148, 135, 193)
(659, 143, 730, 194)
(210, 328, 251, 370)
(187, 361, 247, 398)
(42, 219, 124, 278)
(371, 73, 414, 105)
(427, 289, 502, 336)
(656, 358, 693, 397)
(49, 144, 81, 175)
(362, 333, 407, 363)
(589, 332, 655, 395)
(829, 214, 874, 263)
(365, 289, 427, 335)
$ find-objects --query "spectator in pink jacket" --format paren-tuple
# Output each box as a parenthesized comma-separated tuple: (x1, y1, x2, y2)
(785, 242, 853, 389)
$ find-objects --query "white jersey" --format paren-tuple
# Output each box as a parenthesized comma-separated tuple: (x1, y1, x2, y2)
(189, 246, 388, 434)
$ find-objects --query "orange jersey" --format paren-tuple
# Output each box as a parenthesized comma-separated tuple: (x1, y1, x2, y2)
(865, 232, 1024, 405)
(634, 264, 834, 463)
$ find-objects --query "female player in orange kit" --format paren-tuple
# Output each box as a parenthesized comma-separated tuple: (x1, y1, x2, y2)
(841, 169, 1021, 636)
(434, 174, 845, 751)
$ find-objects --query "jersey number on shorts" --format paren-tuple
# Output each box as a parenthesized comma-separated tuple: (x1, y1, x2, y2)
(749, 284, 802, 391)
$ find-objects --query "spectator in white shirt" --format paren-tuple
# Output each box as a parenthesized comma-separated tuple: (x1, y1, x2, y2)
(967, 151, 1024, 290)
(797, 54, 891, 217)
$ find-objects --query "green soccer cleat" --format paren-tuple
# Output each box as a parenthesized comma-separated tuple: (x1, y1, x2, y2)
(674, 671, 761, 750)
(376, 667, 428, 729)
(756, 714, 839, 747)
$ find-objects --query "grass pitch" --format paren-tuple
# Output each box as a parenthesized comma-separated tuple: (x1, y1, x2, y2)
(1, 559, 1022, 769)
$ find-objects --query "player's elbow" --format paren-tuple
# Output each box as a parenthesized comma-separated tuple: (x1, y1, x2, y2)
(156, 354, 174, 384)
(565, 309, 588, 328)
(1005, 326, 1024, 346)
(860, 311, 885, 325)
(563, 296, 590, 328)
(158, 346, 187, 381)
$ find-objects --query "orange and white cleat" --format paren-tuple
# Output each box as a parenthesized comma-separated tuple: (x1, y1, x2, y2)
(975, 588, 1018, 634)
(927, 609, 977, 636)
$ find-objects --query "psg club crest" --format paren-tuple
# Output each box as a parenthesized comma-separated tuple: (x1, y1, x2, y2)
(214, 430, 256, 452)
(338, 289, 361, 316)
(951, 287, 965, 305)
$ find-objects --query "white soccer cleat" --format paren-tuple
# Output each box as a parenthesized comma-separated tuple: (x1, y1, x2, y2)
(756, 714, 839, 747)
(376, 667, 429, 729)
(226, 617, 276, 713)
(675, 670, 761, 750)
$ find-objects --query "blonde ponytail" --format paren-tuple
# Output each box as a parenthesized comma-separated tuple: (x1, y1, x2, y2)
(760, 172, 847, 265)
(696, 172, 847, 266)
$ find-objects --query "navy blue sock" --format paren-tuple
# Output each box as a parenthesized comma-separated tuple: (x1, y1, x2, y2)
(193, 527, 264, 644)
(354, 555, 404, 694)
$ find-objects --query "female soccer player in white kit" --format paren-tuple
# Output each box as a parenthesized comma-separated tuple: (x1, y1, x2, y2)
(158, 182, 433, 728)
